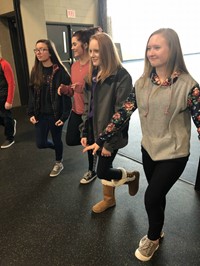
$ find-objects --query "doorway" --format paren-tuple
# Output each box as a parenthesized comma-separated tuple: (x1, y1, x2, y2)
(8, 16, 29, 105)
(46, 23, 93, 73)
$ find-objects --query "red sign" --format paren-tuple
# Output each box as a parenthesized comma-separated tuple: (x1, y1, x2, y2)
(67, 9, 76, 18)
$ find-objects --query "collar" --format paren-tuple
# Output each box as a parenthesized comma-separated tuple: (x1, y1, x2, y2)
(150, 69, 180, 86)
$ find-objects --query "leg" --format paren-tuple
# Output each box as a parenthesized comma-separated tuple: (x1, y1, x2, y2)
(142, 148, 188, 240)
(35, 115, 54, 149)
(48, 117, 63, 162)
(145, 158, 188, 240)
(0, 109, 16, 148)
(97, 152, 140, 196)
(80, 117, 98, 184)
(3, 109, 15, 141)
(66, 111, 82, 146)
(92, 152, 117, 213)
(92, 151, 139, 213)
(135, 148, 188, 262)
(48, 116, 64, 177)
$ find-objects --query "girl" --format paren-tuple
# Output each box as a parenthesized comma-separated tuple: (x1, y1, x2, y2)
(81, 33, 139, 213)
(84, 28, 200, 261)
(28, 39, 71, 177)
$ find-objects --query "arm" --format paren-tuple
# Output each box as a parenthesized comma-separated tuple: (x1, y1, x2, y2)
(72, 82, 84, 94)
(59, 84, 74, 97)
(27, 84, 35, 117)
(83, 88, 137, 154)
(97, 88, 137, 147)
(103, 69, 134, 152)
(187, 85, 200, 140)
(58, 69, 72, 122)
(2, 60, 15, 106)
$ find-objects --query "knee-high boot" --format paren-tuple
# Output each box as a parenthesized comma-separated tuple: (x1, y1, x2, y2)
(92, 184, 116, 213)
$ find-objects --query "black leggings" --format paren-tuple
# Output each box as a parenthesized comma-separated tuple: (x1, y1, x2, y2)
(142, 147, 189, 240)
(66, 111, 96, 172)
(96, 149, 122, 180)
(0, 108, 15, 141)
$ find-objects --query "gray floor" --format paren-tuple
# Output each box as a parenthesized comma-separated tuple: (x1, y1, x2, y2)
(0, 106, 200, 266)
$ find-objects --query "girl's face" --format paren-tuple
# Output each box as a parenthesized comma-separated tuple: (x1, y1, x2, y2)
(71, 36, 85, 58)
(146, 34, 170, 70)
(89, 39, 100, 67)
(34, 42, 51, 64)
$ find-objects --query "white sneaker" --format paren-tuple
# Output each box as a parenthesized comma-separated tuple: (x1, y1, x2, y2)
(135, 237, 159, 262)
(139, 231, 164, 247)
(50, 162, 64, 177)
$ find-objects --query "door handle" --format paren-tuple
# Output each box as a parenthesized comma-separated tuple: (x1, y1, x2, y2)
(62, 58, 72, 64)
(62, 31, 67, 53)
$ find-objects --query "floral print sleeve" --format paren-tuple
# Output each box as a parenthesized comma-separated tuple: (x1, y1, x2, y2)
(96, 88, 137, 146)
(187, 85, 200, 140)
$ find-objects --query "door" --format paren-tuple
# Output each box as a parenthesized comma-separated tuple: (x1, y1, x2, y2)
(8, 16, 29, 105)
(46, 23, 93, 73)
(46, 24, 72, 72)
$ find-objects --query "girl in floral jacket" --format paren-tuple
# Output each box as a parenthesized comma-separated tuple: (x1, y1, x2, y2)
(84, 28, 200, 262)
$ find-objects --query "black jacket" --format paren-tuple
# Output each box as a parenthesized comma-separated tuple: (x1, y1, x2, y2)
(28, 64, 71, 122)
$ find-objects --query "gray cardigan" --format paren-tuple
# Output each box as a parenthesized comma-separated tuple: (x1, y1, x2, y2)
(135, 73, 197, 160)
(81, 66, 133, 152)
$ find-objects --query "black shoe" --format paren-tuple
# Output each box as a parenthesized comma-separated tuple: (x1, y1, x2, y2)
(1, 140, 15, 149)
(80, 171, 97, 184)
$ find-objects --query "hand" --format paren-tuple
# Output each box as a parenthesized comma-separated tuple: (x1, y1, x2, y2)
(83, 143, 100, 155)
(30, 116, 38, 124)
(70, 83, 76, 90)
(101, 147, 111, 157)
(72, 83, 83, 93)
(5, 102, 12, 110)
(55, 119, 64, 126)
(81, 137, 87, 147)
(57, 86, 61, 95)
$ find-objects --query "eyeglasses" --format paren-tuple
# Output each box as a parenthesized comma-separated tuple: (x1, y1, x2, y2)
(33, 48, 49, 53)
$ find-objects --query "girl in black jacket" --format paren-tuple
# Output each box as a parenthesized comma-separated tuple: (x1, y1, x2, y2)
(81, 33, 139, 213)
(28, 39, 71, 177)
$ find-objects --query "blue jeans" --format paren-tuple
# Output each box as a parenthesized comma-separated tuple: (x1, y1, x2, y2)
(35, 115, 63, 161)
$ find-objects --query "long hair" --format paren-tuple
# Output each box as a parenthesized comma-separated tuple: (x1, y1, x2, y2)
(142, 28, 189, 80)
(72, 27, 102, 53)
(30, 39, 70, 88)
(87, 32, 122, 85)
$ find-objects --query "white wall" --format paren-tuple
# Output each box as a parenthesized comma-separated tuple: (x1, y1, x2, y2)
(108, 0, 200, 60)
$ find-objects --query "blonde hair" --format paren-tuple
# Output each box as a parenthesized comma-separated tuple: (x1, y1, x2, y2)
(142, 28, 189, 80)
(87, 33, 122, 85)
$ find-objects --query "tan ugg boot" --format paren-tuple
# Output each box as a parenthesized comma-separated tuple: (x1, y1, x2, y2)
(92, 184, 116, 213)
(112, 167, 140, 196)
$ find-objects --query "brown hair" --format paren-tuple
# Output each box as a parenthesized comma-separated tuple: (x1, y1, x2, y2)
(87, 32, 122, 85)
(142, 28, 189, 80)
(30, 39, 70, 88)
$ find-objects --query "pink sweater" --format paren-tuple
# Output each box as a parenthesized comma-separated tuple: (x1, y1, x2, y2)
(71, 60, 89, 114)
